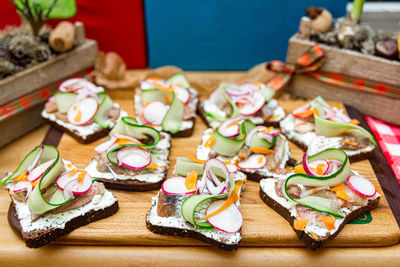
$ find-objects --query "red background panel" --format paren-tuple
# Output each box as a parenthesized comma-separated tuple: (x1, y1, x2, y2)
(0, 0, 147, 68)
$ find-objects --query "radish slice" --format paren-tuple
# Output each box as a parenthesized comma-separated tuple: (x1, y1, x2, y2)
(67, 97, 99, 125)
(226, 83, 254, 97)
(226, 164, 237, 173)
(26, 145, 44, 174)
(292, 105, 313, 119)
(199, 159, 230, 195)
(76, 88, 99, 102)
(173, 86, 190, 104)
(237, 91, 265, 116)
(346, 175, 376, 198)
(217, 117, 244, 137)
(117, 146, 151, 169)
(237, 154, 266, 170)
(13, 181, 33, 200)
(161, 177, 196, 195)
(56, 170, 93, 194)
(143, 101, 167, 125)
(206, 200, 243, 233)
(27, 159, 56, 182)
(59, 78, 100, 93)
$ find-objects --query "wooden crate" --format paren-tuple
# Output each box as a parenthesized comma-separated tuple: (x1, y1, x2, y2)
(285, 35, 400, 126)
(0, 39, 98, 147)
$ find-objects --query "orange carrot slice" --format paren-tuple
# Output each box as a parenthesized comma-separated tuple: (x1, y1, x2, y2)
(249, 147, 275, 154)
(294, 165, 306, 174)
(293, 219, 308, 230)
(13, 172, 28, 182)
(341, 140, 359, 147)
(310, 231, 319, 240)
(205, 136, 216, 148)
(187, 156, 207, 164)
(318, 216, 336, 230)
(185, 171, 198, 191)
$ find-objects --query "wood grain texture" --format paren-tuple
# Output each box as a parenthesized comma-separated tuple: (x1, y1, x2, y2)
(286, 35, 400, 126)
(1, 99, 395, 248)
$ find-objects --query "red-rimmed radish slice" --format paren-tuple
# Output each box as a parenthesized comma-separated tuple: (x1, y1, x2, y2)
(237, 91, 265, 116)
(161, 176, 196, 195)
(237, 154, 266, 170)
(173, 86, 190, 104)
(245, 126, 266, 146)
(59, 78, 100, 93)
(302, 157, 330, 176)
(226, 164, 237, 173)
(294, 119, 315, 133)
(13, 181, 33, 200)
(206, 200, 243, 233)
(346, 175, 376, 198)
(67, 97, 99, 125)
(117, 146, 151, 169)
(56, 170, 92, 193)
(292, 104, 313, 119)
(27, 159, 56, 182)
(199, 159, 230, 195)
(217, 117, 244, 137)
(143, 101, 167, 125)
(76, 88, 99, 102)
(226, 83, 254, 97)
(26, 145, 44, 174)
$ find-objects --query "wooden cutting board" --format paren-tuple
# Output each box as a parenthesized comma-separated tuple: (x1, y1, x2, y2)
(0, 99, 398, 248)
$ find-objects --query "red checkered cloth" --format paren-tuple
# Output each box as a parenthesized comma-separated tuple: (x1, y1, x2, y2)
(366, 116, 400, 180)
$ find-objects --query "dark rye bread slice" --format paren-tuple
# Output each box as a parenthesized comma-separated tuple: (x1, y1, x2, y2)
(97, 174, 165, 192)
(282, 134, 374, 163)
(197, 101, 281, 129)
(42, 116, 111, 144)
(259, 186, 380, 250)
(145, 211, 241, 251)
(8, 200, 119, 248)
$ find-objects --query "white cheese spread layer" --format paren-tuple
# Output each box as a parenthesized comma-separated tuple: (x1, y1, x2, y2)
(13, 189, 117, 233)
(42, 103, 127, 139)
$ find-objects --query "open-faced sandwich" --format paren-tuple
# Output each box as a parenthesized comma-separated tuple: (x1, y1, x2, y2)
(280, 97, 377, 161)
(196, 118, 291, 182)
(42, 78, 127, 143)
(134, 73, 199, 137)
(0, 145, 118, 248)
(198, 82, 285, 129)
(259, 148, 380, 250)
(146, 157, 246, 251)
(85, 116, 171, 191)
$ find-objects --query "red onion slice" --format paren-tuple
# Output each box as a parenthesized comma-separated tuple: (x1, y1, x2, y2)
(199, 159, 230, 195)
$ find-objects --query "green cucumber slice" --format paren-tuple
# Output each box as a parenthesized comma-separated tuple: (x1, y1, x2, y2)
(165, 73, 190, 89)
(54, 92, 77, 113)
(309, 96, 330, 115)
(260, 86, 275, 103)
(161, 93, 184, 134)
(314, 114, 377, 147)
(93, 92, 114, 128)
(217, 84, 240, 119)
(109, 117, 161, 146)
(176, 157, 204, 176)
(211, 120, 255, 157)
(141, 89, 173, 105)
(282, 148, 351, 218)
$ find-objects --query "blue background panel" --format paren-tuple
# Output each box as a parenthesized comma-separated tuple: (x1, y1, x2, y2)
(144, 0, 346, 70)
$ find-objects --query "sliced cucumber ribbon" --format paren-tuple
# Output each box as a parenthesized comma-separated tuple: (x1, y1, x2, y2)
(307, 96, 377, 146)
(211, 119, 277, 156)
(207, 84, 240, 123)
(2, 145, 71, 215)
(107, 116, 161, 164)
(314, 114, 378, 147)
(176, 157, 204, 177)
(282, 149, 351, 218)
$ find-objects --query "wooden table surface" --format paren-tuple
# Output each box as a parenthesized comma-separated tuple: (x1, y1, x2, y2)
(1, 69, 400, 266)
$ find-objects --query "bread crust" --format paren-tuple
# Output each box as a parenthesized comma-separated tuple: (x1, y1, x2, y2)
(97, 177, 164, 191)
(42, 116, 111, 144)
(8, 200, 119, 248)
(145, 211, 240, 251)
(259, 186, 380, 250)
